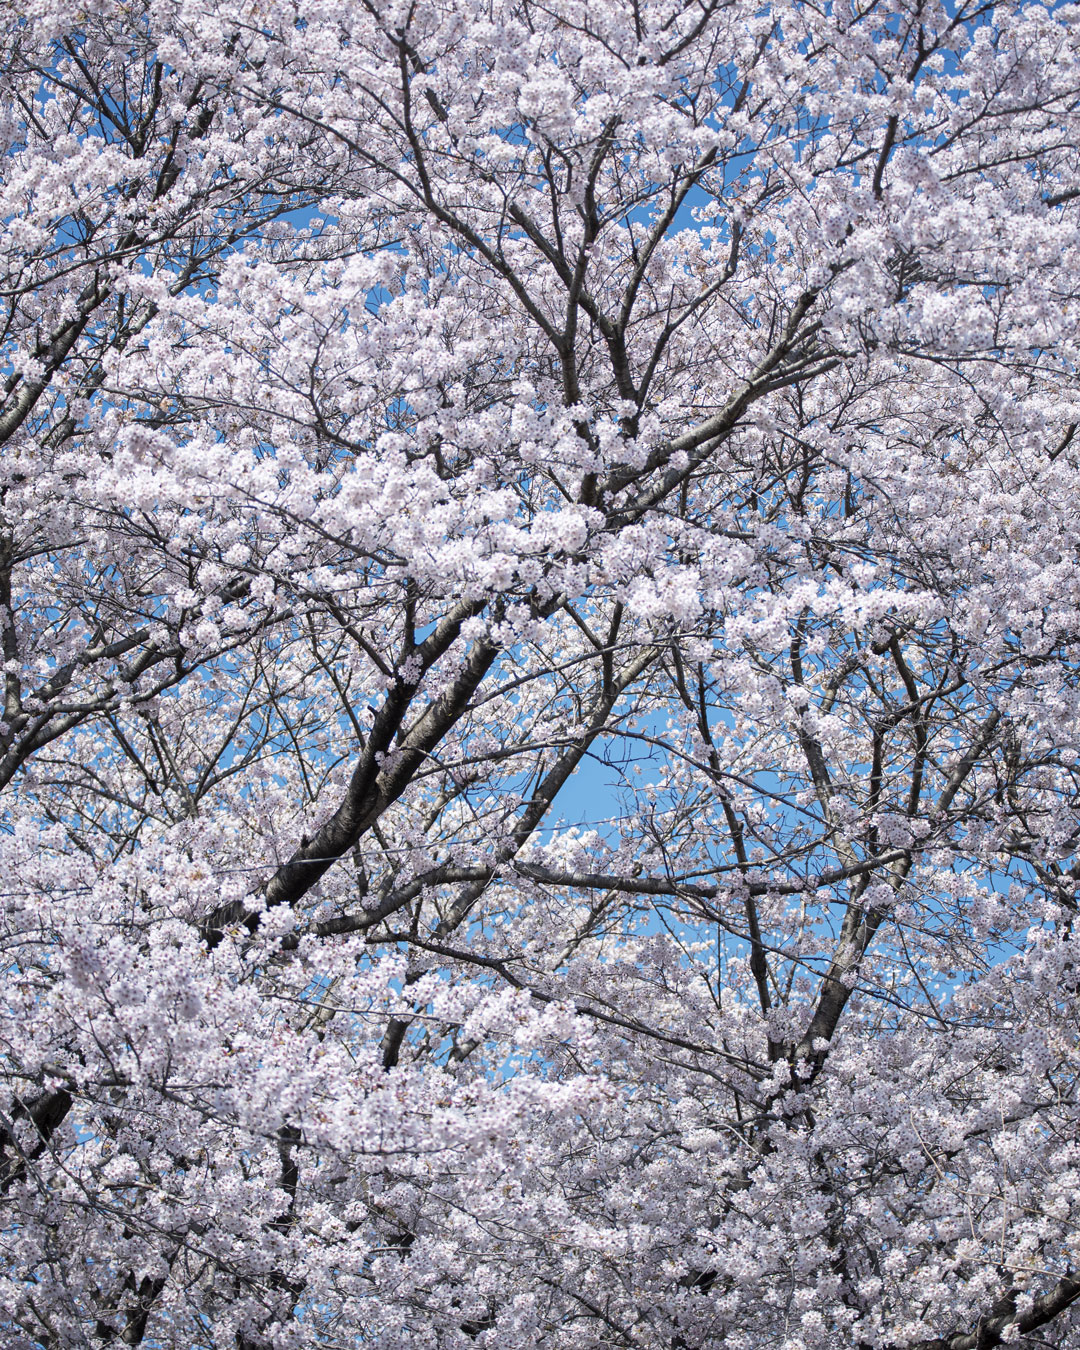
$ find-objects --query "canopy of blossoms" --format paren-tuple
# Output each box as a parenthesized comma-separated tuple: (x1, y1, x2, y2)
(2, 0, 1080, 1346)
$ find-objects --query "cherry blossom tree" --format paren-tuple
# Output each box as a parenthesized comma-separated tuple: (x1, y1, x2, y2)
(2, 0, 1080, 1345)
